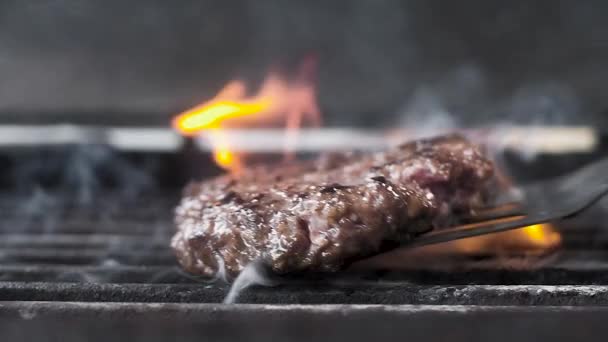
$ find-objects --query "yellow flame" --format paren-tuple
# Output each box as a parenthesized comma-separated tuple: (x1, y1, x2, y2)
(172, 60, 320, 174)
(174, 100, 271, 135)
(173, 98, 272, 173)
(172, 56, 320, 174)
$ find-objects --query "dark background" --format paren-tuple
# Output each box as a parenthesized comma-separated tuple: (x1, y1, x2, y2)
(1, 0, 607, 127)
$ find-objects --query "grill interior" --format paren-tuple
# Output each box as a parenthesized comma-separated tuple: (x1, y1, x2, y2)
(1, 143, 608, 342)
(1, 146, 608, 306)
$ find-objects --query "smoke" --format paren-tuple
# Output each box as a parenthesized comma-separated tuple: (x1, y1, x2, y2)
(397, 63, 489, 133)
(60, 145, 150, 202)
(398, 88, 460, 138)
(505, 82, 581, 125)
(11, 145, 156, 231)
(223, 261, 276, 304)
(398, 62, 581, 126)
(397, 63, 585, 140)
(63, 145, 108, 205)
(16, 186, 61, 233)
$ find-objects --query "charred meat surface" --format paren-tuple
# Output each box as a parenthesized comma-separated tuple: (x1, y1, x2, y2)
(172, 134, 495, 278)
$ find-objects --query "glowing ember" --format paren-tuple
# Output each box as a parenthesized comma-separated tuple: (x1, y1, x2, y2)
(172, 56, 321, 173)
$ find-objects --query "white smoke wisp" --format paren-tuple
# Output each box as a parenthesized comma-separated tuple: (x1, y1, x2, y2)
(396, 66, 589, 166)
(493, 81, 584, 161)
(396, 64, 488, 140)
(223, 260, 276, 304)
(17, 186, 61, 233)
(214, 256, 228, 283)
(64, 145, 106, 205)
(398, 87, 459, 140)
(63, 145, 154, 206)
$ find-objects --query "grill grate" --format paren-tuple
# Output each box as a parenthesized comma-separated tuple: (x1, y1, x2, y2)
(1, 151, 608, 341)
(0, 193, 184, 282)
(1, 192, 608, 306)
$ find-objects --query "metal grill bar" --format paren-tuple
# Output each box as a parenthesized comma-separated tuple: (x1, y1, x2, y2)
(1, 302, 607, 342)
(2, 282, 608, 306)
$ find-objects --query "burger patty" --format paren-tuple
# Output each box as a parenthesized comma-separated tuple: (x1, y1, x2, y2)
(172, 134, 495, 278)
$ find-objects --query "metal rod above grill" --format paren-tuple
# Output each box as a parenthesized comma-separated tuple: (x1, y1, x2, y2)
(0, 125, 597, 154)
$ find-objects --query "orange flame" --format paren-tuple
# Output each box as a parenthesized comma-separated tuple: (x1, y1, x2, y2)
(353, 222, 561, 271)
(172, 57, 321, 173)
(451, 223, 561, 255)
(462, 171, 562, 254)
